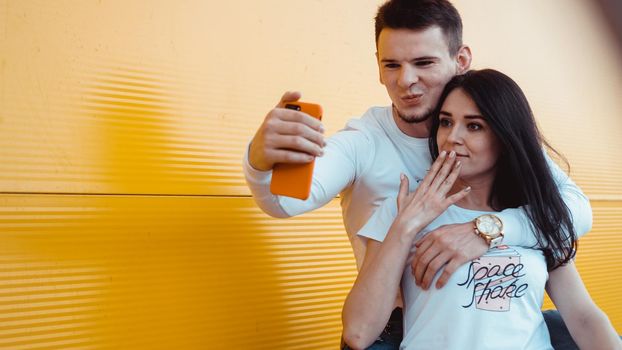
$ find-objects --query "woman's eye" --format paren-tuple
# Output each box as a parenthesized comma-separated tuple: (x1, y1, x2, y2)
(468, 123, 482, 131)
(439, 119, 452, 127)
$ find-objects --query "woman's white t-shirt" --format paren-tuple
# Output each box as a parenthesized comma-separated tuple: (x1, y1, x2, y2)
(358, 199, 553, 350)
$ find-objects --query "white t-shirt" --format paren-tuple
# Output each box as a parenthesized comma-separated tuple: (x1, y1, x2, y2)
(245, 106, 432, 268)
(243, 105, 591, 270)
(358, 199, 553, 350)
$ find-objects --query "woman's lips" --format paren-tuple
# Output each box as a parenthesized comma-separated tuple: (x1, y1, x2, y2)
(442, 150, 469, 157)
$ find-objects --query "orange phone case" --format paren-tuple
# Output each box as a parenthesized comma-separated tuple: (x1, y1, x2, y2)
(270, 102, 323, 200)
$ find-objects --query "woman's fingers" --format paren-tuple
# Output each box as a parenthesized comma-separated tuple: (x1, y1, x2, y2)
(437, 160, 462, 196)
(429, 151, 457, 192)
(444, 186, 472, 206)
(418, 151, 447, 193)
(397, 173, 410, 213)
(400, 151, 467, 217)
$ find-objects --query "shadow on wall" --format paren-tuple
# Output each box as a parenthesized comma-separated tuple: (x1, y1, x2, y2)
(77, 66, 293, 348)
(594, 0, 622, 57)
(81, 66, 181, 193)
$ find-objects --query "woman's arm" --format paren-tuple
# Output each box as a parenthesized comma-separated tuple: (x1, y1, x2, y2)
(547, 261, 621, 350)
(342, 152, 470, 349)
(341, 230, 413, 349)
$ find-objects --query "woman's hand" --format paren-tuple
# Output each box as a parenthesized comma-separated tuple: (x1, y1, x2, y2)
(392, 151, 471, 240)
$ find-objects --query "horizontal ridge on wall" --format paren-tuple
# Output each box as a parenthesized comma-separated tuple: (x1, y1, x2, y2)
(0, 195, 356, 349)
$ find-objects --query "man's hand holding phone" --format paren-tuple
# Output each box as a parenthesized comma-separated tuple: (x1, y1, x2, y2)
(248, 91, 326, 171)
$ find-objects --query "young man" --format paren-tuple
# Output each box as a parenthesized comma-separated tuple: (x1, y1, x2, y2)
(243, 0, 592, 349)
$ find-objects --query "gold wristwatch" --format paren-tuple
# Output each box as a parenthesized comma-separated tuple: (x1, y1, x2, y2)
(473, 214, 504, 248)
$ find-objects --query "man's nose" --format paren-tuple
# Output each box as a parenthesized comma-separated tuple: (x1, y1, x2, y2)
(398, 65, 419, 88)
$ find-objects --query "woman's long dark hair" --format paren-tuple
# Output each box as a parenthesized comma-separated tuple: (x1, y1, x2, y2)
(429, 69, 576, 270)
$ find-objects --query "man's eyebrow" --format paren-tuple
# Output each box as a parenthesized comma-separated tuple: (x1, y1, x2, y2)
(380, 56, 439, 63)
(412, 56, 439, 61)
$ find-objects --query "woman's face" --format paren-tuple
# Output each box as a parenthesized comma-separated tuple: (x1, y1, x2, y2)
(436, 88, 502, 182)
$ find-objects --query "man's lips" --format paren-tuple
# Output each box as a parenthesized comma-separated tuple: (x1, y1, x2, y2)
(401, 94, 423, 105)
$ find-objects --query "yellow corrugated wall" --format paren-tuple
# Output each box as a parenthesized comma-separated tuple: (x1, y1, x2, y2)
(0, 0, 620, 348)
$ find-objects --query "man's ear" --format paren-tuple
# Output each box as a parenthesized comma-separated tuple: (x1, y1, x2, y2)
(455, 45, 472, 74)
(376, 52, 385, 85)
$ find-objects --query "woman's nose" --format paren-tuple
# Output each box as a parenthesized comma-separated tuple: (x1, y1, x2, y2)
(446, 125, 464, 144)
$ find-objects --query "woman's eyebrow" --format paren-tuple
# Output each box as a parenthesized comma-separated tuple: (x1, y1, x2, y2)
(439, 111, 484, 119)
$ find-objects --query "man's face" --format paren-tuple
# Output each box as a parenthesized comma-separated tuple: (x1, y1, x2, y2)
(377, 26, 459, 129)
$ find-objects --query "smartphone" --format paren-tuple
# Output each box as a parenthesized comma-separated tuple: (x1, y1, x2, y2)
(270, 101, 323, 200)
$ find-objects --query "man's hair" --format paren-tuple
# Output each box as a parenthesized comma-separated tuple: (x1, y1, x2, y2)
(375, 0, 463, 56)
(429, 69, 577, 271)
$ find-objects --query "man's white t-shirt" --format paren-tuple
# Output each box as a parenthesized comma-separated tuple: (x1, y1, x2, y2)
(358, 199, 553, 350)
(244, 106, 592, 270)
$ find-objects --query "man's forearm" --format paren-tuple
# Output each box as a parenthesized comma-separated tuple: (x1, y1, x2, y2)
(243, 147, 291, 218)
(243, 130, 366, 218)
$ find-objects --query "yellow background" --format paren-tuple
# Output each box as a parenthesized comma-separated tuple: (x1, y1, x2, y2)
(1, 0, 621, 348)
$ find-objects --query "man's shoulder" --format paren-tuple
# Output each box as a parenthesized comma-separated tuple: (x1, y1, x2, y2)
(321, 106, 391, 167)
(341, 105, 391, 134)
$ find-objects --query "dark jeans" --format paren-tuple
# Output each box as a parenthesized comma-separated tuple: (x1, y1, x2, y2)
(342, 309, 580, 350)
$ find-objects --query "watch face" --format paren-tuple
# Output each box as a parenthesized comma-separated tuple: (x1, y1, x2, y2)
(476, 214, 502, 237)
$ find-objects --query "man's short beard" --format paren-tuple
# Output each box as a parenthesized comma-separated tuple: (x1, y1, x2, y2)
(393, 104, 433, 124)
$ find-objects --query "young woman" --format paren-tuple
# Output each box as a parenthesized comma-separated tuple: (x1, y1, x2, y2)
(342, 69, 621, 350)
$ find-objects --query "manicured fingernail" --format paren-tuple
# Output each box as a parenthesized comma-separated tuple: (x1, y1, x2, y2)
(465, 186, 471, 192)
(456, 161, 461, 167)
(450, 151, 456, 158)
(440, 150, 447, 157)
(318, 125, 325, 133)
(318, 149, 324, 156)
(400, 173, 405, 181)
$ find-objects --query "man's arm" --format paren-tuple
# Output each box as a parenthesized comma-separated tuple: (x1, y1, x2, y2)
(412, 152, 592, 289)
(244, 92, 373, 217)
(498, 154, 592, 246)
(248, 91, 325, 172)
